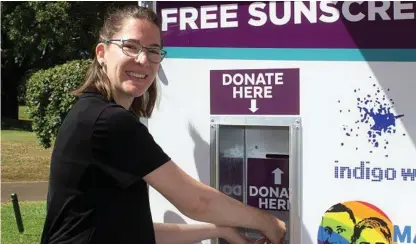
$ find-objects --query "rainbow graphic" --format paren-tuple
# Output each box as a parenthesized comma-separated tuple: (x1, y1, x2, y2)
(318, 201, 394, 244)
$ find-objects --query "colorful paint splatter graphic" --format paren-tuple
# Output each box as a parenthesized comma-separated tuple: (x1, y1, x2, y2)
(318, 201, 394, 244)
(338, 84, 405, 157)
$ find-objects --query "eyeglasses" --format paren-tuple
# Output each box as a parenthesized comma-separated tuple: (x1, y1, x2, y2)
(103, 39, 167, 63)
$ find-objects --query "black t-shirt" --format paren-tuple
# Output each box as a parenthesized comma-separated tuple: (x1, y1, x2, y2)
(40, 89, 170, 244)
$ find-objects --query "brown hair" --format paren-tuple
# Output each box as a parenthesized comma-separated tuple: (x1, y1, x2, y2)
(72, 5, 162, 118)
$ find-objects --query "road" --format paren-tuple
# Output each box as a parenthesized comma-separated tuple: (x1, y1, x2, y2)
(1, 181, 48, 202)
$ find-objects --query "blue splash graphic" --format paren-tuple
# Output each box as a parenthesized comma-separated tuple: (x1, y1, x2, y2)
(359, 106, 404, 143)
(338, 85, 405, 156)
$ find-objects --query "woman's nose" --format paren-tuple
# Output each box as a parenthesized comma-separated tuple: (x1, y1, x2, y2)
(135, 51, 149, 67)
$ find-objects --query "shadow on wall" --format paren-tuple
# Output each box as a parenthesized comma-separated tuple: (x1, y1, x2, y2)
(158, 64, 209, 185)
(302, 222, 314, 244)
(335, 1, 416, 153)
(160, 124, 209, 244)
(188, 122, 211, 185)
(158, 65, 169, 86)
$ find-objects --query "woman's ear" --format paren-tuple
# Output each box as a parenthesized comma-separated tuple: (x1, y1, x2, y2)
(96, 43, 106, 66)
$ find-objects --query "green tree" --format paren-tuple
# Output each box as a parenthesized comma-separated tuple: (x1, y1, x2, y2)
(26, 59, 92, 148)
(1, 1, 138, 119)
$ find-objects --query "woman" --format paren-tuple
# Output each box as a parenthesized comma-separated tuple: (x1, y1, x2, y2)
(40, 5, 286, 244)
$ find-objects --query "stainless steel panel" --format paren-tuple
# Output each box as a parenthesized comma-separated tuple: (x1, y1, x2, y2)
(210, 124, 219, 189)
(210, 115, 300, 127)
(289, 125, 302, 244)
(210, 116, 302, 244)
(245, 126, 290, 157)
(210, 125, 245, 244)
(218, 125, 245, 203)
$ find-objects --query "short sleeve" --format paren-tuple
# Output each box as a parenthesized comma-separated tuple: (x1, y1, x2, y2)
(91, 105, 171, 188)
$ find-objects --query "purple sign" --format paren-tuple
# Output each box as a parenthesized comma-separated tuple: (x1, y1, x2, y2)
(247, 158, 289, 211)
(218, 157, 244, 202)
(210, 68, 299, 115)
(157, 1, 416, 49)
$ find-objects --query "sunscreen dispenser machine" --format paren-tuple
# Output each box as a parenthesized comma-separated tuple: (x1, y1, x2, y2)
(210, 116, 302, 244)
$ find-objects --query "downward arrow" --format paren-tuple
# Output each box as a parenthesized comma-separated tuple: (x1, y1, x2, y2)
(249, 99, 258, 113)
(272, 168, 284, 185)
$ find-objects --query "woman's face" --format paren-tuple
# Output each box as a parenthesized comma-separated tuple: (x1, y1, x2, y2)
(97, 18, 162, 103)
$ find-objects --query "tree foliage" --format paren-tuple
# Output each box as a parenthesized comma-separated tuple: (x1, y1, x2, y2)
(25, 59, 92, 148)
(1, 1, 138, 116)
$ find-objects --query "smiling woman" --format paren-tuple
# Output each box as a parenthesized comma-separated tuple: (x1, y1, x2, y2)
(40, 5, 286, 244)
(72, 7, 166, 118)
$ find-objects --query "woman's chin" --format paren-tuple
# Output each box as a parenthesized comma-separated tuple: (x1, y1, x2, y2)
(130, 89, 146, 98)
(124, 85, 146, 98)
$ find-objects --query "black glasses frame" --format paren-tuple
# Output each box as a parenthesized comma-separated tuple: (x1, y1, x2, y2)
(103, 39, 167, 63)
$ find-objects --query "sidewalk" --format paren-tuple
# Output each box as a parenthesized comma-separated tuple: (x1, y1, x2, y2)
(1, 181, 48, 202)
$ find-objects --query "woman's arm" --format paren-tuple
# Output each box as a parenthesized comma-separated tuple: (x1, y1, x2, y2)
(154, 223, 250, 244)
(144, 161, 286, 244)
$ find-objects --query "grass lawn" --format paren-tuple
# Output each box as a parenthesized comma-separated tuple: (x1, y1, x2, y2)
(1, 108, 48, 243)
(1, 201, 46, 244)
(1, 106, 52, 182)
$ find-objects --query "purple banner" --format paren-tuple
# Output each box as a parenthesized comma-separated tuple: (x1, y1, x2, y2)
(157, 1, 416, 49)
(247, 158, 289, 211)
(219, 157, 244, 202)
(210, 68, 299, 115)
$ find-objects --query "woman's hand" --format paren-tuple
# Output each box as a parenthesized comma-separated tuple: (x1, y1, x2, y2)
(218, 226, 286, 244)
(259, 216, 286, 244)
(219, 226, 251, 244)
